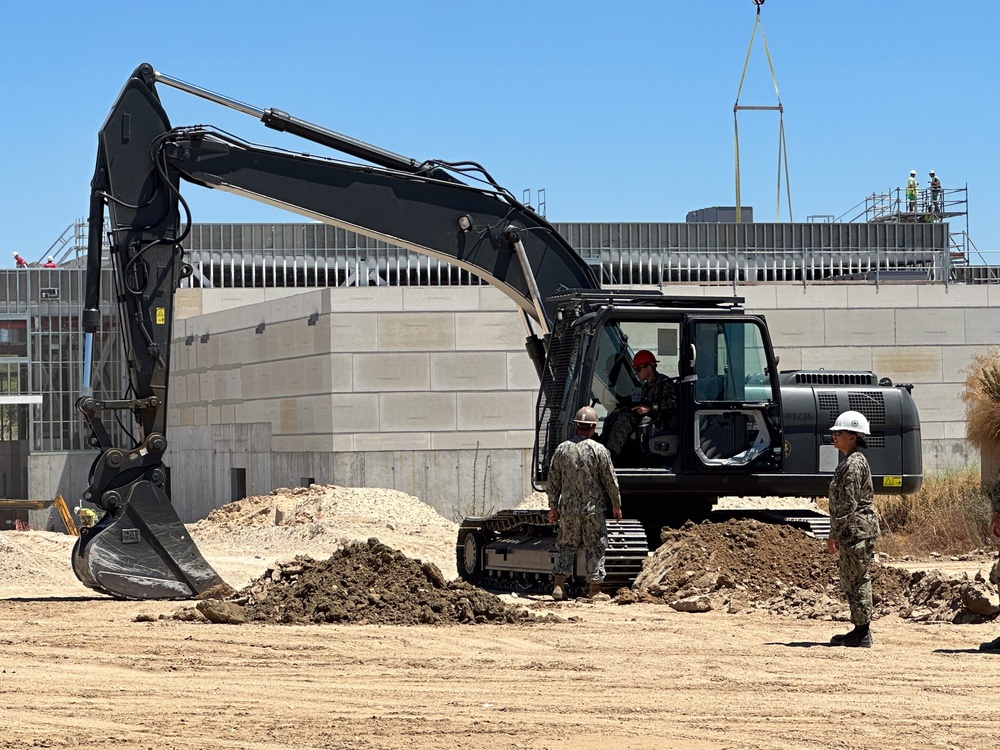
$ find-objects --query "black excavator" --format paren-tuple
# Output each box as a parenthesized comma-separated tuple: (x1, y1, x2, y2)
(76, 64, 922, 599)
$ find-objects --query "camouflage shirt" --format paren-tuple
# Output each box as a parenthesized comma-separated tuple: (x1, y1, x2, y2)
(828, 449, 879, 543)
(990, 476, 1000, 515)
(547, 435, 621, 516)
(642, 373, 678, 417)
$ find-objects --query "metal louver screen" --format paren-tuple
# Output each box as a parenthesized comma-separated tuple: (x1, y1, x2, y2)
(848, 391, 886, 425)
(533, 328, 581, 484)
(817, 392, 840, 426)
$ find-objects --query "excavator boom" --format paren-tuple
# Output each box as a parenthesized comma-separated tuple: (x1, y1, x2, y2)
(76, 64, 601, 599)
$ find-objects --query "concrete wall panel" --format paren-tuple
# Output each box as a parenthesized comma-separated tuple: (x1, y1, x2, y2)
(328, 314, 379, 353)
(378, 312, 455, 351)
(910, 383, 964, 422)
(893, 308, 965, 345)
(754, 309, 825, 347)
(823, 309, 896, 346)
(507, 354, 541, 391)
(457, 392, 534, 431)
(403, 287, 481, 311)
(325, 286, 403, 313)
(380, 392, 456, 432)
(918, 284, 990, 308)
(872, 346, 944, 383)
(430, 431, 511, 451)
(774, 284, 848, 311)
(846, 285, 919, 310)
(964, 308, 1000, 345)
(942, 345, 982, 381)
(354, 353, 430, 392)
(455, 312, 526, 350)
(800, 346, 873, 372)
(431, 352, 507, 391)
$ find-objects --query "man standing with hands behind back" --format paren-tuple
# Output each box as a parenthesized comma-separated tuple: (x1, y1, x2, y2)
(826, 410, 879, 648)
(547, 406, 622, 602)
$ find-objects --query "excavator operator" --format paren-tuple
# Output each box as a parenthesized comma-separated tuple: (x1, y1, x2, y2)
(600, 350, 678, 463)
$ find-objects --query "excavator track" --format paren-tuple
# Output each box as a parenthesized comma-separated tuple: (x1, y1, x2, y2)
(456, 511, 648, 596)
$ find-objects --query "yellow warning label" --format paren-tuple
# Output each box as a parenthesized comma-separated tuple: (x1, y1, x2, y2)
(155, 307, 166, 325)
(882, 476, 903, 488)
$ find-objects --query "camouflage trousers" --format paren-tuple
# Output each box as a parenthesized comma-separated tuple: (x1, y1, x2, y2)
(554, 513, 609, 582)
(838, 537, 876, 626)
(601, 409, 641, 454)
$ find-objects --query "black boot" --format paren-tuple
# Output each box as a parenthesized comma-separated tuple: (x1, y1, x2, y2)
(831, 624, 872, 648)
(979, 635, 1000, 652)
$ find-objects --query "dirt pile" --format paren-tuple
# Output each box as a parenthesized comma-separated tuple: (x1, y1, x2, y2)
(624, 518, 999, 623)
(188, 484, 460, 585)
(180, 538, 539, 626)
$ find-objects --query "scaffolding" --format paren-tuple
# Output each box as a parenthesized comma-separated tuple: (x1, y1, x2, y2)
(853, 184, 970, 267)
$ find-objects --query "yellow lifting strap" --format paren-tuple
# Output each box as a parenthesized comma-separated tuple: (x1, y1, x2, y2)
(733, 2, 793, 223)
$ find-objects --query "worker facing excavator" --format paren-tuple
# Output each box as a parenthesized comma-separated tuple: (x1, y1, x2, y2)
(547, 406, 623, 602)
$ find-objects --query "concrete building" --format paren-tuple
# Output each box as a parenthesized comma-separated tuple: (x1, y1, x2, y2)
(3, 219, 992, 528)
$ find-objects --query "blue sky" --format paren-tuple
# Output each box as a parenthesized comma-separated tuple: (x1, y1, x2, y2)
(2, 0, 998, 267)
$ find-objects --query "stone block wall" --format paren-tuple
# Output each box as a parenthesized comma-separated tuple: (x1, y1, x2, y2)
(159, 282, 995, 521)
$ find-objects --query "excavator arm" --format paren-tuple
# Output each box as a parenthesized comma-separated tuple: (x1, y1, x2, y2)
(75, 63, 600, 599)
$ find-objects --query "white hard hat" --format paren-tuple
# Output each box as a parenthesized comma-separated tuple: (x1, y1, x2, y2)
(929, 170, 935, 175)
(831, 410, 870, 435)
(12, 251, 17, 257)
(910, 170, 916, 175)
(47, 256, 54, 261)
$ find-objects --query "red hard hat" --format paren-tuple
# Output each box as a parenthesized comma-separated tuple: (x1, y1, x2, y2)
(632, 350, 657, 368)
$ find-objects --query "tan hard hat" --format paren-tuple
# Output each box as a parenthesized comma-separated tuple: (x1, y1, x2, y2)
(573, 406, 598, 426)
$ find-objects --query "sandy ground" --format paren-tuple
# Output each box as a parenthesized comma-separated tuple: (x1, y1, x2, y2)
(2, 490, 1000, 749)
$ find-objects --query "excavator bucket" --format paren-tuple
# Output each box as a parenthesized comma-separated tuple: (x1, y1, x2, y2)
(72, 480, 224, 599)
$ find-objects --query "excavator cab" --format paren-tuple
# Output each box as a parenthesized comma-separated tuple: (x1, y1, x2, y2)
(534, 291, 785, 526)
(534, 292, 784, 471)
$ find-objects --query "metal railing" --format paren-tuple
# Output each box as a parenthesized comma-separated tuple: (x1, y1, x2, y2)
(40, 219, 997, 290)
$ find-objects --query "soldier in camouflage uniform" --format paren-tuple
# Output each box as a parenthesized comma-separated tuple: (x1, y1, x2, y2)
(602, 350, 678, 456)
(826, 410, 879, 648)
(547, 406, 623, 601)
(978, 480, 1000, 651)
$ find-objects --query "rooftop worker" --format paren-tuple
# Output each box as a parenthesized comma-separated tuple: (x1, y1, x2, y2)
(547, 406, 622, 602)
(928, 170, 943, 213)
(75, 506, 98, 528)
(43, 255, 57, 268)
(826, 411, 878, 648)
(906, 170, 918, 212)
(12, 251, 28, 268)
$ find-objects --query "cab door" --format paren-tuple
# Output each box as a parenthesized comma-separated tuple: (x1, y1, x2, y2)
(681, 315, 783, 471)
